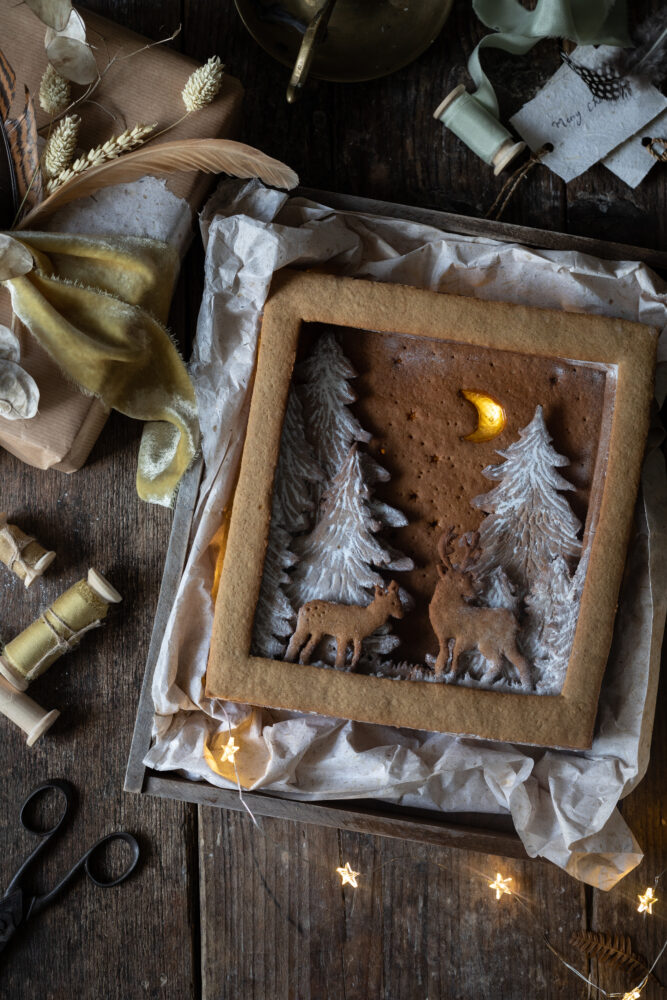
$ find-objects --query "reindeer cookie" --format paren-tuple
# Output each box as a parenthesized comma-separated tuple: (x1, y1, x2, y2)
(286, 581, 404, 670)
(429, 529, 532, 689)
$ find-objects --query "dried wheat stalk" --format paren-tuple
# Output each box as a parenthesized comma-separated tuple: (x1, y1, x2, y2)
(182, 55, 223, 111)
(39, 63, 70, 115)
(43, 114, 80, 178)
(46, 122, 156, 192)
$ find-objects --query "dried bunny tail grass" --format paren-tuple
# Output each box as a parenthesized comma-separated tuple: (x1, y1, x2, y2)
(39, 63, 71, 115)
(182, 55, 224, 112)
(46, 122, 156, 192)
(43, 114, 80, 179)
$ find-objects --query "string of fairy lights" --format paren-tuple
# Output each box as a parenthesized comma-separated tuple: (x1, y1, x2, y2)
(214, 724, 666, 998)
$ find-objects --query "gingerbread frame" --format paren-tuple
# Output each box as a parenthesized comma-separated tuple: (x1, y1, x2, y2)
(205, 269, 656, 749)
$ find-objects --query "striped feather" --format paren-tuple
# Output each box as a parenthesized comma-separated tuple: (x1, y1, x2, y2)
(6, 86, 43, 214)
(0, 47, 18, 218)
(0, 46, 16, 121)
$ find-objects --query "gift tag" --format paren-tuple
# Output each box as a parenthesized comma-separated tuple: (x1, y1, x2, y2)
(510, 45, 667, 183)
(602, 107, 667, 188)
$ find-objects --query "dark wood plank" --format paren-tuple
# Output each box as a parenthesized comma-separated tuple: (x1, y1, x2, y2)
(589, 653, 667, 1000)
(0, 413, 198, 999)
(199, 809, 589, 1000)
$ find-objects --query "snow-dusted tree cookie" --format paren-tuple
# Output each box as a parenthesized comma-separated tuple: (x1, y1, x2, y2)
(468, 405, 583, 690)
(290, 445, 412, 607)
(274, 387, 322, 532)
(252, 498, 297, 659)
(472, 405, 582, 591)
(297, 331, 371, 482)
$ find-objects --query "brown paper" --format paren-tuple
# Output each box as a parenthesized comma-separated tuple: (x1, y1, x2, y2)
(0, 5, 244, 472)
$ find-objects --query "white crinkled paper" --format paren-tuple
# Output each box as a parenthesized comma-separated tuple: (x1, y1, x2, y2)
(145, 179, 667, 889)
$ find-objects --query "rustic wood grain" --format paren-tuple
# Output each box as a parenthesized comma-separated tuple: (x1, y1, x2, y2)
(0, 0, 664, 997)
(0, 413, 198, 999)
(198, 809, 589, 1000)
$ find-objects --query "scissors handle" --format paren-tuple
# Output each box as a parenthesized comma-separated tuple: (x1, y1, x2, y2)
(29, 831, 140, 918)
(4, 779, 73, 901)
(3, 780, 140, 925)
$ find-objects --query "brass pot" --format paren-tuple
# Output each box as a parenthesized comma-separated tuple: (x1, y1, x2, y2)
(234, 0, 454, 101)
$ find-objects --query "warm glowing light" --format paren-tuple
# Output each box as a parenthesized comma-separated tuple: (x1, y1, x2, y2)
(622, 989, 642, 1000)
(637, 887, 657, 914)
(336, 862, 360, 887)
(220, 736, 240, 763)
(489, 872, 512, 899)
(461, 389, 507, 443)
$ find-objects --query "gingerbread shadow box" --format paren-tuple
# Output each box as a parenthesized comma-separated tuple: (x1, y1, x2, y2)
(205, 270, 657, 749)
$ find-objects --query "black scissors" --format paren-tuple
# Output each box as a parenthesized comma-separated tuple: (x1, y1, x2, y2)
(0, 779, 139, 953)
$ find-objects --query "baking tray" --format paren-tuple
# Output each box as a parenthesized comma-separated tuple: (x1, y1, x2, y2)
(125, 190, 667, 861)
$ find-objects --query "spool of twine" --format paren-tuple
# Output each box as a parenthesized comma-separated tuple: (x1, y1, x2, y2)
(0, 674, 59, 746)
(0, 569, 122, 691)
(434, 85, 525, 175)
(0, 513, 56, 588)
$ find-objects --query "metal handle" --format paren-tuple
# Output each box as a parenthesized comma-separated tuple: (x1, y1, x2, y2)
(286, 0, 338, 103)
(30, 832, 140, 917)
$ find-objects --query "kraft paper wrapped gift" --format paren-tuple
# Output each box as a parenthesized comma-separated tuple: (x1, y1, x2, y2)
(0, 5, 243, 472)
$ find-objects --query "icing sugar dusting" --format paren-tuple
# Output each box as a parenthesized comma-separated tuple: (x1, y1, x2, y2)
(290, 446, 403, 606)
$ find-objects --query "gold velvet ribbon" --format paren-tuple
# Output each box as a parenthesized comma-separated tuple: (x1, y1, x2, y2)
(2, 231, 199, 506)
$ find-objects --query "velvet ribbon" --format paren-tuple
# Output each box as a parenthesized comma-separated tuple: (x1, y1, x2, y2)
(437, 0, 630, 167)
(2, 231, 200, 506)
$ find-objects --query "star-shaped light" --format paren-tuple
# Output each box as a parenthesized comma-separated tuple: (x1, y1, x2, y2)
(489, 872, 512, 900)
(219, 736, 240, 763)
(336, 862, 360, 888)
(637, 887, 657, 914)
(622, 989, 642, 1000)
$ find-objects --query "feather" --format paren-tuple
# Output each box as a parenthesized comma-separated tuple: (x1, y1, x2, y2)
(0, 46, 16, 121)
(19, 138, 299, 227)
(0, 47, 18, 219)
(608, 8, 667, 85)
(6, 86, 43, 215)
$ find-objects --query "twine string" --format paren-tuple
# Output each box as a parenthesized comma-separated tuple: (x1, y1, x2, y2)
(644, 137, 667, 162)
(24, 609, 102, 679)
(0, 522, 34, 574)
(485, 144, 551, 221)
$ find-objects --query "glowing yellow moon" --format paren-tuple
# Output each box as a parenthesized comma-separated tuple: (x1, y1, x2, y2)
(460, 389, 506, 443)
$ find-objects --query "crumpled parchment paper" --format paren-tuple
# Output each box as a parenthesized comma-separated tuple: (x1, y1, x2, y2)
(145, 178, 667, 889)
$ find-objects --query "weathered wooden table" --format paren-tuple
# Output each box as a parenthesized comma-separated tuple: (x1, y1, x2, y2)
(0, 2, 664, 997)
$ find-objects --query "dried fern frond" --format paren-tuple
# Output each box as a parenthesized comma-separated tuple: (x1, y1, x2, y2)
(39, 63, 70, 115)
(182, 55, 223, 111)
(46, 122, 155, 192)
(569, 931, 656, 984)
(43, 113, 79, 178)
(22, 138, 298, 226)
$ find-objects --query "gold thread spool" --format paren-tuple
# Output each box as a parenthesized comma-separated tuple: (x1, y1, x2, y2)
(433, 85, 525, 175)
(0, 569, 122, 691)
(0, 512, 56, 588)
(0, 674, 59, 746)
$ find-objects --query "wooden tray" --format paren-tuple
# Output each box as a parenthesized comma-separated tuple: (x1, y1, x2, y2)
(125, 190, 667, 862)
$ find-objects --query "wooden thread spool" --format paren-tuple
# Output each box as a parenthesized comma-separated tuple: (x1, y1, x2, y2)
(0, 513, 56, 588)
(0, 569, 122, 692)
(433, 85, 525, 175)
(0, 674, 59, 746)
